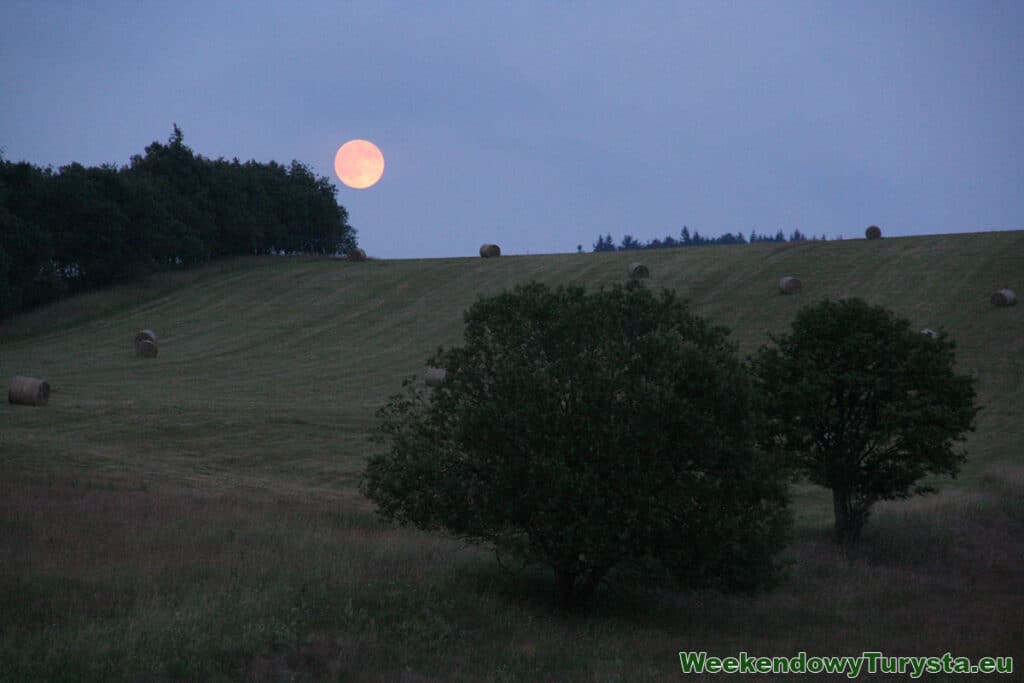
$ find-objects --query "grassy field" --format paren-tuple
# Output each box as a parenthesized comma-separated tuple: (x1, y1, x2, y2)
(1, 231, 1022, 681)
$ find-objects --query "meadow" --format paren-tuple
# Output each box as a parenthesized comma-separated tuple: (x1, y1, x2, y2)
(1, 231, 1022, 681)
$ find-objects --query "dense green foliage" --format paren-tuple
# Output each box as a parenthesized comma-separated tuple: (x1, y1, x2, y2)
(362, 281, 792, 609)
(0, 126, 357, 319)
(750, 298, 979, 544)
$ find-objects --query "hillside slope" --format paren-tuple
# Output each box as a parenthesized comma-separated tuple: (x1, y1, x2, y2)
(2, 231, 1022, 501)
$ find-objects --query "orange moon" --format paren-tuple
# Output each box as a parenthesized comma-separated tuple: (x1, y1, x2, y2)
(334, 139, 384, 189)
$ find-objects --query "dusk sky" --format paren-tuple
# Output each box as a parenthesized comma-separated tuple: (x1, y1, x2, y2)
(2, 2, 1022, 259)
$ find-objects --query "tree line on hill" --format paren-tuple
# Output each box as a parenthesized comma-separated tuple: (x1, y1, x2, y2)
(0, 126, 358, 320)
(590, 226, 830, 252)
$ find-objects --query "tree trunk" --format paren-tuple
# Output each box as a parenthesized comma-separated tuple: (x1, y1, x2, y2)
(555, 566, 607, 611)
(556, 568, 579, 611)
(576, 568, 604, 606)
(831, 489, 864, 548)
(832, 489, 857, 545)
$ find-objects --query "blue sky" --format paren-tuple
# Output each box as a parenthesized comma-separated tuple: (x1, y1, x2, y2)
(2, 1, 1021, 258)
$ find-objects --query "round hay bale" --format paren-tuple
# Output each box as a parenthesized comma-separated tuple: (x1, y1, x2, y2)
(627, 262, 650, 280)
(135, 329, 158, 358)
(136, 340, 158, 358)
(424, 367, 447, 387)
(778, 276, 803, 295)
(347, 248, 367, 262)
(9, 376, 50, 406)
(479, 243, 501, 258)
(991, 288, 1017, 307)
(135, 329, 157, 345)
(865, 225, 882, 240)
(920, 328, 938, 338)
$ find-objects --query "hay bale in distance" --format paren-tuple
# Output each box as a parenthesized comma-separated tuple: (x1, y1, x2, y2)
(920, 328, 938, 338)
(135, 329, 157, 344)
(424, 367, 447, 387)
(778, 276, 803, 295)
(136, 340, 158, 357)
(9, 376, 50, 406)
(865, 225, 882, 239)
(628, 262, 650, 280)
(991, 288, 1017, 307)
(135, 329, 158, 358)
(479, 243, 501, 258)
(347, 248, 367, 262)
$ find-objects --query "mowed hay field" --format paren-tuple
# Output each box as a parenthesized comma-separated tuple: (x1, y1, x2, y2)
(1, 231, 1022, 681)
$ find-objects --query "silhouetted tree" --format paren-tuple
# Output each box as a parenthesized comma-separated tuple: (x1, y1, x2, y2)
(0, 161, 64, 315)
(364, 282, 791, 609)
(751, 299, 979, 544)
(592, 234, 616, 252)
(620, 234, 642, 250)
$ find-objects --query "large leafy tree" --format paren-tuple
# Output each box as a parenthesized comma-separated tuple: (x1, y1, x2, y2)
(362, 282, 791, 609)
(45, 163, 135, 289)
(750, 298, 978, 544)
(0, 160, 63, 315)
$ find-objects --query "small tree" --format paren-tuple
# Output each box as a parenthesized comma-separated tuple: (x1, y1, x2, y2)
(592, 234, 616, 252)
(750, 298, 978, 544)
(619, 234, 641, 250)
(362, 282, 791, 609)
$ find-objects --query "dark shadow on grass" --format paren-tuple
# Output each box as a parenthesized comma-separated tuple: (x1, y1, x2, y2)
(446, 550, 775, 628)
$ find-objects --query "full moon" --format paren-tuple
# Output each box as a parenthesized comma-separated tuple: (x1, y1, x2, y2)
(334, 139, 384, 189)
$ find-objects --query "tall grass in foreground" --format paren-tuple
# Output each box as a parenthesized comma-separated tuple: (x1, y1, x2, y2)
(1, 467, 1020, 682)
